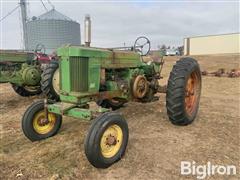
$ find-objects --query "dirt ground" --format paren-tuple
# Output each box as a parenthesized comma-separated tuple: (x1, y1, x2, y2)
(0, 54, 239, 180)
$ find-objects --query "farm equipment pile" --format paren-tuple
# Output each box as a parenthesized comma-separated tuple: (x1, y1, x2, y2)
(202, 68, 240, 78)
(21, 15, 202, 168)
(0, 47, 58, 96)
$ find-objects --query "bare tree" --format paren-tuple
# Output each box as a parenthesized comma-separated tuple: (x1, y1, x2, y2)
(159, 44, 167, 55)
(177, 46, 184, 56)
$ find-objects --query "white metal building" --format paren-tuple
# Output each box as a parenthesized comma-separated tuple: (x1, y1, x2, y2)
(184, 33, 240, 55)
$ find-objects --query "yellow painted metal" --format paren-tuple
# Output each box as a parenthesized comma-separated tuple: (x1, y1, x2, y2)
(33, 111, 56, 134)
(100, 124, 123, 158)
(52, 68, 60, 94)
(133, 75, 148, 98)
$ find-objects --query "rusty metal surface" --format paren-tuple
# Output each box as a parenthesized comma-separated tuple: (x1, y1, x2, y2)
(228, 69, 240, 77)
(97, 90, 123, 100)
(201, 68, 240, 78)
(132, 75, 148, 98)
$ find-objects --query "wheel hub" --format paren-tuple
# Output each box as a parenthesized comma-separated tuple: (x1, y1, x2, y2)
(100, 125, 123, 158)
(38, 118, 49, 126)
(106, 134, 117, 146)
(185, 71, 201, 116)
(22, 66, 41, 86)
(33, 111, 56, 134)
(133, 75, 148, 98)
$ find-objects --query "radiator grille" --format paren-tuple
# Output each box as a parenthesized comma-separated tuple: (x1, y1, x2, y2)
(70, 57, 89, 92)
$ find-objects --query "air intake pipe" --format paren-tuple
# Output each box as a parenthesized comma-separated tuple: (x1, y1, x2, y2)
(84, 14, 91, 47)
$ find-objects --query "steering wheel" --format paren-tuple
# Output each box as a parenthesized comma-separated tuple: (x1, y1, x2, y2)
(35, 43, 46, 54)
(133, 36, 151, 56)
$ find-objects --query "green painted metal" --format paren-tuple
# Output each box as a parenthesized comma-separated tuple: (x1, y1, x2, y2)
(57, 46, 142, 68)
(57, 46, 143, 97)
(0, 50, 41, 86)
(21, 65, 41, 85)
(0, 63, 41, 86)
(60, 94, 90, 104)
(48, 103, 110, 120)
(59, 56, 71, 92)
(49, 44, 163, 121)
(88, 58, 101, 93)
(106, 81, 119, 91)
(48, 104, 62, 115)
(0, 71, 22, 84)
(65, 108, 92, 120)
(0, 50, 34, 63)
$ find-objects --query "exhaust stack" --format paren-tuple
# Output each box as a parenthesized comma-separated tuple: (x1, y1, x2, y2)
(84, 14, 91, 47)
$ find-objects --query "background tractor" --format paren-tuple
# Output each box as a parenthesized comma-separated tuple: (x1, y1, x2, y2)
(0, 45, 59, 98)
(21, 15, 202, 168)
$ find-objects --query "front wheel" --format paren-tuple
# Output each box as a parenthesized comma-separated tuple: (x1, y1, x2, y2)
(166, 57, 202, 125)
(84, 112, 129, 168)
(22, 100, 62, 141)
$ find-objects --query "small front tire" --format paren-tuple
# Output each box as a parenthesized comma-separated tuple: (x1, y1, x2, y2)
(22, 100, 62, 141)
(84, 112, 129, 168)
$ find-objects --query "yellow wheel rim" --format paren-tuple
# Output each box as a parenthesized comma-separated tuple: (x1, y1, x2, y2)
(100, 124, 123, 158)
(52, 68, 60, 94)
(33, 111, 57, 134)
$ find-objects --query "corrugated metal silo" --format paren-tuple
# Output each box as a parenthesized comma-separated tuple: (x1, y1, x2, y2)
(26, 9, 80, 53)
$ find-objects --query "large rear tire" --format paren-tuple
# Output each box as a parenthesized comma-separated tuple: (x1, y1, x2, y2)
(11, 84, 41, 97)
(166, 57, 201, 125)
(41, 61, 60, 101)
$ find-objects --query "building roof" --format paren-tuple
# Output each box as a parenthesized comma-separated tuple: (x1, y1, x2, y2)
(37, 9, 73, 21)
(184, 32, 239, 39)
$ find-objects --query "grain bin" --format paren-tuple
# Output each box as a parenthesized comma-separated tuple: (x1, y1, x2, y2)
(26, 9, 80, 53)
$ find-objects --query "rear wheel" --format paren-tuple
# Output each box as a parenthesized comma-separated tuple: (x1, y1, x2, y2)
(11, 84, 41, 97)
(22, 100, 62, 141)
(166, 57, 201, 125)
(41, 61, 60, 101)
(84, 112, 129, 168)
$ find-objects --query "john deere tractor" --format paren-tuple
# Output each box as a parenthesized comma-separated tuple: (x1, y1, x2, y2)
(21, 35, 202, 168)
(0, 47, 59, 98)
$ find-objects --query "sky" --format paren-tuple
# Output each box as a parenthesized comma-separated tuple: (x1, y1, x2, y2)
(0, 0, 239, 50)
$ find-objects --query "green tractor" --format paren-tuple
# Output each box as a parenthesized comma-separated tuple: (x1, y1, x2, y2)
(21, 36, 202, 168)
(0, 47, 59, 98)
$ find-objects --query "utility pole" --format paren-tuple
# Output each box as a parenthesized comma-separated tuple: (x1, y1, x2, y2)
(20, 0, 28, 50)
